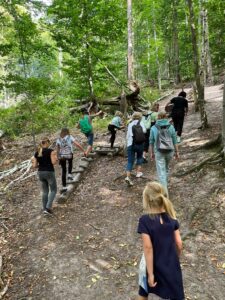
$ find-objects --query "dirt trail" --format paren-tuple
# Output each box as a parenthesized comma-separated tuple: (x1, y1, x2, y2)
(1, 85, 225, 300)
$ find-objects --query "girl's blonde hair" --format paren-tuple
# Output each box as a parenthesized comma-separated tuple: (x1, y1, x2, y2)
(115, 111, 123, 117)
(37, 137, 50, 157)
(132, 112, 142, 120)
(157, 111, 167, 119)
(60, 128, 70, 138)
(143, 181, 176, 219)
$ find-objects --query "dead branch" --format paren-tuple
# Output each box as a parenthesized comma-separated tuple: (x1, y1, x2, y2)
(0, 222, 8, 231)
(0, 278, 11, 299)
(0, 160, 31, 180)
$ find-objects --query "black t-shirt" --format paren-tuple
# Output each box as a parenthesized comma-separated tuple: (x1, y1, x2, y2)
(171, 96, 188, 114)
(34, 148, 54, 172)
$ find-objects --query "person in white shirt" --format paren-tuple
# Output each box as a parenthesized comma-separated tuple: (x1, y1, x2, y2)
(125, 112, 146, 186)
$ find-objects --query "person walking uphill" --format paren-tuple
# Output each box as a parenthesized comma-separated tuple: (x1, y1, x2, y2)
(137, 181, 184, 300)
(125, 112, 146, 186)
(149, 112, 179, 195)
(108, 111, 124, 148)
(166, 91, 188, 143)
(31, 138, 57, 216)
(56, 128, 86, 192)
(78, 108, 101, 157)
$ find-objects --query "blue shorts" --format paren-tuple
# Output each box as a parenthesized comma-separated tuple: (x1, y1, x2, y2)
(85, 132, 94, 146)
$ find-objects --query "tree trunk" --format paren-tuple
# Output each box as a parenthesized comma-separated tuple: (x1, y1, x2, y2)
(86, 43, 94, 98)
(222, 78, 225, 152)
(58, 47, 63, 78)
(186, 0, 208, 129)
(152, 2, 161, 90)
(127, 0, 134, 82)
(172, 0, 181, 85)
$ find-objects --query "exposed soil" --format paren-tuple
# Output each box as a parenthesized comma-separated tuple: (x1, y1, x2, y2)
(0, 85, 225, 300)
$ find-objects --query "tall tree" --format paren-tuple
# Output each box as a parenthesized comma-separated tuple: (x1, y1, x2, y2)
(186, 0, 208, 129)
(127, 0, 134, 82)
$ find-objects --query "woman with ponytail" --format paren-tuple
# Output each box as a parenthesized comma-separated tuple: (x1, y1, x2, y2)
(137, 181, 184, 300)
(32, 138, 57, 216)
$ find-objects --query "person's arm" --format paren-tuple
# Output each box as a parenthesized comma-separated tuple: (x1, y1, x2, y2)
(149, 128, 155, 160)
(50, 150, 58, 165)
(140, 121, 146, 133)
(142, 233, 157, 288)
(174, 229, 182, 256)
(31, 156, 38, 168)
(174, 144, 180, 159)
(74, 140, 86, 154)
(170, 126, 180, 159)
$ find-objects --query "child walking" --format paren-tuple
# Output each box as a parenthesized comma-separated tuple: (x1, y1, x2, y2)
(108, 111, 124, 148)
(56, 128, 85, 192)
(32, 138, 57, 216)
(137, 181, 184, 300)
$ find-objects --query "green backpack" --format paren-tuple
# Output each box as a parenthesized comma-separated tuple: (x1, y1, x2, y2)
(79, 115, 93, 134)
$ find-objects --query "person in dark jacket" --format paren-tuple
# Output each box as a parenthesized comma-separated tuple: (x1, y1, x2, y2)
(166, 91, 188, 143)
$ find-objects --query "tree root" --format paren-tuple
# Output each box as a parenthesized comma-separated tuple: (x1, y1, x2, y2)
(195, 134, 222, 150)
(175, 150, 224, 177)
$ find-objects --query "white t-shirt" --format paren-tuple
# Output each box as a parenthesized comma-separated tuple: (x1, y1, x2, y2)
(56, 135, 75, 159)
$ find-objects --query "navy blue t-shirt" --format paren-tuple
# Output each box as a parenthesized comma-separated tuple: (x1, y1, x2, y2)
(34, 148, 54, 172)
(138, 213, 184, 300)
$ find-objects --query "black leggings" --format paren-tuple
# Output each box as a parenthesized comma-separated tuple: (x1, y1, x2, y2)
(59, 157, 73, 187)
(172, 112, 184, 137)
(108, 124, 119, 148)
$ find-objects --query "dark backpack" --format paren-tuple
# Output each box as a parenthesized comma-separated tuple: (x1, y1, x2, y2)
(155, 124, 174, 152)
(132, 121, 146, 144)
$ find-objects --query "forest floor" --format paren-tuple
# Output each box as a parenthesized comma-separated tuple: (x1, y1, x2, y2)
(0, 84, 225, 300)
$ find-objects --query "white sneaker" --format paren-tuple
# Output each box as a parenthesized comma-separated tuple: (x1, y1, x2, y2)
(67, 174, 74, 181)
(61, 187, 67, 193)
(125, 176, 134, 186)
(136, 172, 143, 178)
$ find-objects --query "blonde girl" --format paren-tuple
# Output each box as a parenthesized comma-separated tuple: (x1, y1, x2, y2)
(32, 138, 57, 216)
(137, 181, 184, 300)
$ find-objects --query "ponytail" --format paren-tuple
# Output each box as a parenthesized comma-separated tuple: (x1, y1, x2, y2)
(143, 181, 177, 219)
(37, 138, 50, 157)
(161, 195, 176, 219)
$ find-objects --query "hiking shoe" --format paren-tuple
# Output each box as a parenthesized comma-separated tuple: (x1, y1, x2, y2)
(143, 157, 148, 163)
(43, 209, 53, 216)
(61, 187, 67, 193)
(67, 174, 74, 180)
(136, 172, 143, 178)
(125, 176, 134, 186)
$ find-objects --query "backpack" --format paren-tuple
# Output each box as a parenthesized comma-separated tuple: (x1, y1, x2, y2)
(79, 115, 92, 134)
(58, 136, 73, 159)
(132, 121, 146, 144)
(155, 124, 174, 152)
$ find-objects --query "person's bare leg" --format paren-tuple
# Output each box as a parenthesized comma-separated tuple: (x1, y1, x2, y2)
(86, 145, 92, 157)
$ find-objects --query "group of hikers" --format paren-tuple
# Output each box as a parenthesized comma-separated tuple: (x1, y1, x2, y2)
(31, 90, 188, 300)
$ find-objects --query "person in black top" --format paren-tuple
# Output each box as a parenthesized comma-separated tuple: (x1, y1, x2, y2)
(32, 138, 57, 216)
(166, 91, 188, 143)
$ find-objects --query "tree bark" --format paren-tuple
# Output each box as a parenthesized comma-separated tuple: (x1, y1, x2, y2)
(127, 0, 134, 82)
(222, 78, 225, 152)
(172, 0, 181, 85)
(186, 0, 208, 129)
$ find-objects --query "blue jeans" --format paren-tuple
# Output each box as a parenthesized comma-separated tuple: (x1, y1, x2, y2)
(38, 171, 57, 210)
(155, 150, 174, 193)
(85, 132, 94, 146)
(126, 144, 144, 171)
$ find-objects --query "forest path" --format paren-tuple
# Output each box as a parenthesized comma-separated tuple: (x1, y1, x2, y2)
(1, 85, 225, 300)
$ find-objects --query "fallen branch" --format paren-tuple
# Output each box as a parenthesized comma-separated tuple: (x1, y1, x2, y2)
(0, 222, 8, 231)
(0, 278, 11, 299)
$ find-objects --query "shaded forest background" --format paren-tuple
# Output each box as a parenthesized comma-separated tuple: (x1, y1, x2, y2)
(0, 0, 224, 139)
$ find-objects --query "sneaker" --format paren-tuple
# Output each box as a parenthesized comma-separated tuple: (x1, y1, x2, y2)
(136, 172, 143, 178)
(43, 209, 53, 216)
(61, 187, 67, 193)
(125, 176, 134, 186)
(67, 174, 74, 180)
(177, 136, 181, 143)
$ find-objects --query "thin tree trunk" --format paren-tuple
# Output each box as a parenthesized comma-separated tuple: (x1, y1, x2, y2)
(127, 0, 134, 82)
(222, 77, 225, 151)
(58, 47, 63, 78)
(186, 0, 208, 129)
(172, 0, 181, 85)
(152, 2, 161, 90)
